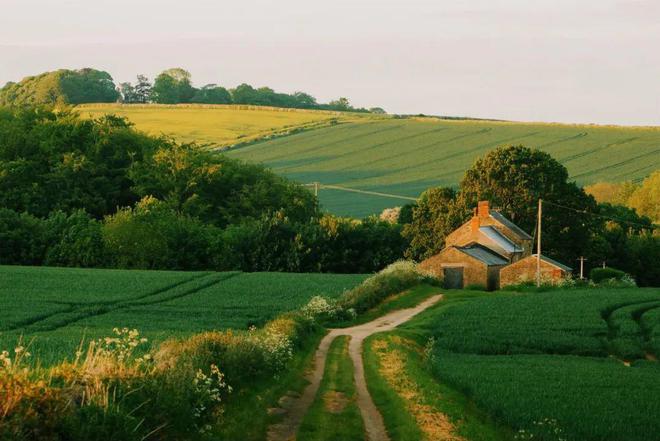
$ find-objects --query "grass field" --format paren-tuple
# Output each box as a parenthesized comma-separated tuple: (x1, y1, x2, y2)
(79, 104, 660, 218)
(0, 265, 368, 364)
(228, 118, 660, 217)
(77, 103, 362, 147)
(400, 288, 660, 441)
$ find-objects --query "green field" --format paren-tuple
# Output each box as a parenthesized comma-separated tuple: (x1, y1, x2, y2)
(228, 118, 660, 217)
(403, 288, 660, 441)
(0, 265, 368, 364)
(78, 103, 363, 147)
(79, 104, 660, 218)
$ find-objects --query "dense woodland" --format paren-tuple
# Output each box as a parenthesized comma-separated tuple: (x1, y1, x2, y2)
(0, 106, 657, 284)
(0, 68, 383, 113)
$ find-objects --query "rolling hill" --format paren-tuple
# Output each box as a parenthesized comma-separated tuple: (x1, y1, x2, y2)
(79, 105, 660, 218)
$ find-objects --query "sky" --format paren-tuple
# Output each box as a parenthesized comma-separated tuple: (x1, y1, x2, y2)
(1, 0, 659, 125)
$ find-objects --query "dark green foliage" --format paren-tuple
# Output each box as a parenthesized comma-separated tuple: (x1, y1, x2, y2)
(590, 267, 626, 283)
(0, 208, 47, 265)
(43, 210, 106, 267)
(217, 214, 406, 273)
(0, 69, 119, 106)
(191, 84, 232, 104)
(0, 107, 157, 218)
(402, 187, 466, 260)
(460, 145, 601, 264)
(151, 68, 196, 104)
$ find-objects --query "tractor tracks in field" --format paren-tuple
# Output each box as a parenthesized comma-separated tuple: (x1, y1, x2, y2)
(601, 299, 660, 362)
(11, 272, 239, 334)
(267, 294, 444, 441)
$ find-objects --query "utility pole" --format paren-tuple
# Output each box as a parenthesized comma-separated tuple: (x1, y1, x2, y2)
(577, 256, 587, 279)
(536, 198, 542, 287)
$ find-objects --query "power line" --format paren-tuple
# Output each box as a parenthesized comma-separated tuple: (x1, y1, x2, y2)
(304, 183, 417, 202)
(542, 200, 658, 230)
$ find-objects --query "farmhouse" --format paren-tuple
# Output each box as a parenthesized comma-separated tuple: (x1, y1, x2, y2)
(419, 201, 571, 290)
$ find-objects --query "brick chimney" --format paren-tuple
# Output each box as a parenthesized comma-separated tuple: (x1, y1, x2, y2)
(478, 200, 490, 218)
(471, 216, 480, 234)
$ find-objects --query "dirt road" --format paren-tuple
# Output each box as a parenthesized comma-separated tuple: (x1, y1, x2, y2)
(267, 294, 444, 441)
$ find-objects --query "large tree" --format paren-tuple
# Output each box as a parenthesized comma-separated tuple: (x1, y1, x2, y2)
(460, 145, 602, 262)
(402, 187, 467, 260)
(151, 68, 195, 104)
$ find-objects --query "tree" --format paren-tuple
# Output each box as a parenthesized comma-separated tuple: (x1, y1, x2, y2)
(460, 145, 602, 263)
(134, 75, 152, 103)
(230, 83, 259, 104)
(0, 68, 119, 106)
(0, 107, 158, 218)
(628, 170, 660, 222)
(151, 68, 195, 104)
(191, 84, 232, 104)
(402, 187, 467, 260)
(118, 82, 137, 103)
(328, 97, 352, 111)
(129, 142, 221, 212)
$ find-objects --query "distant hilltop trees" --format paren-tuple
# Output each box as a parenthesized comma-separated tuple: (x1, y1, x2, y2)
(0, 67, 384, 113)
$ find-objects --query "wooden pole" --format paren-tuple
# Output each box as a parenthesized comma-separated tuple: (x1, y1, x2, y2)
(536, 199, 542, 287)
(577, 256, 587, 279)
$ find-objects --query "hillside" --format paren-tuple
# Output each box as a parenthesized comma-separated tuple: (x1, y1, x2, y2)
(78, 103, 369, 147)
(229, 118, 660, 217)
(78, 105, 660, 218)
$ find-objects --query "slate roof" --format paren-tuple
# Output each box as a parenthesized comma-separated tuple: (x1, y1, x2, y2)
(479, 226, 523, 253)
(456, 244, 509, 266)
(489, 211, 533, 240)
(532, 254, 573, 272)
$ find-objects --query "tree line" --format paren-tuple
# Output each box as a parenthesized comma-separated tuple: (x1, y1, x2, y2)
(0, 105, 656, 284)
(0, 107, 401, 273)
(0, 68, 385, 113)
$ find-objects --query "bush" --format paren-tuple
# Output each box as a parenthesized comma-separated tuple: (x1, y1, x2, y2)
(590, 267, 626, 283)
(337, 260, 438, 314)
(102, 196, 217, 270)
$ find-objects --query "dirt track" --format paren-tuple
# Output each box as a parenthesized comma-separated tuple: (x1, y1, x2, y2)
(267, 294, 444, 441)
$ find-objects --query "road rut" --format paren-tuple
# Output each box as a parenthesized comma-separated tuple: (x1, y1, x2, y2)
(267, 293, 444, 441)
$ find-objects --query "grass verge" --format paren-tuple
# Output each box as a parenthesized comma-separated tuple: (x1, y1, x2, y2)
(297, 335, 365, 441)
(216, 327, 325, 440)
(363, 289, 516, 441)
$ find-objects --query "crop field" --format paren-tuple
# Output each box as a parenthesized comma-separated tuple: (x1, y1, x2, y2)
(227, 118, 660, 217)
(77, 104, 362, 147)
(0, 265, 368, 364)
(408, 288, 660, 441)
(79, 105, 660, 218)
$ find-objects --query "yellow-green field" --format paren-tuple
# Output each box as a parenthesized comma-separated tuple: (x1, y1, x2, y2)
(78, 103, 365, 147)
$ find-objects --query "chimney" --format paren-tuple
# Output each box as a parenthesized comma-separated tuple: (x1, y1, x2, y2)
(478, 200, 489, 218)
(471, 216, 480, 234)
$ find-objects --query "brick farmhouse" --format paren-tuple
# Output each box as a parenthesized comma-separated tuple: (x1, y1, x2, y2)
(419, 201, 572, 290)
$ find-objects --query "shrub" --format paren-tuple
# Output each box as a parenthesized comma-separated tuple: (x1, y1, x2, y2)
(337, 260, 438, 314)
(590, 267, 626, 283)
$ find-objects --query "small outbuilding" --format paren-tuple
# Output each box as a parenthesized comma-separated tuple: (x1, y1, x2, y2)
(419, 243, 509, 290)
(499, 254, 573, 288)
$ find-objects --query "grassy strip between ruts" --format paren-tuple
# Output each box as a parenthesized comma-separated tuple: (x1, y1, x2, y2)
(297, 335, 365, 441)
(363, 292, 515, 441)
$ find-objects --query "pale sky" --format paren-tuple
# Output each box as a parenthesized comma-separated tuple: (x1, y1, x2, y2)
(1, 0, 660, 125)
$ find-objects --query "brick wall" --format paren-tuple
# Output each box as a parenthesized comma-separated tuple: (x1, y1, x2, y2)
(419, 247, 491, 288)
(500, 256, 568, 287)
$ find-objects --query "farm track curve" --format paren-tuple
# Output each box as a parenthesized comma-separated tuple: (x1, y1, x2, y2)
(267, 293, 444, 441)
